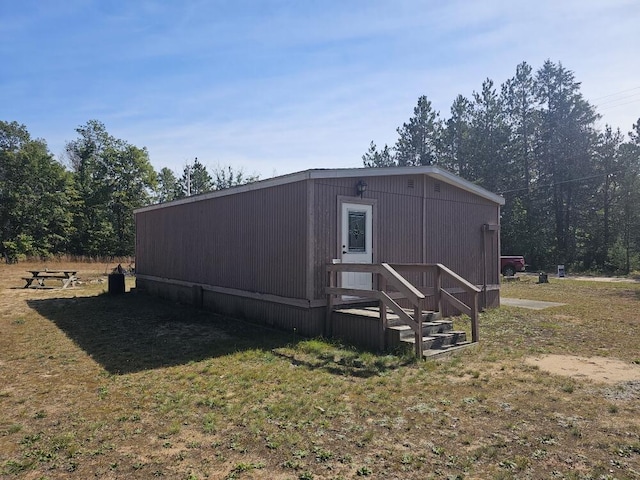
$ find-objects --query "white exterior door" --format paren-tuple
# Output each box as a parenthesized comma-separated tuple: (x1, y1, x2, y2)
(340, 202, 373, 291)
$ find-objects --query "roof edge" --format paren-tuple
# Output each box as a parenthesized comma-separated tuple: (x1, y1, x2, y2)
(134, 166, 504, 214)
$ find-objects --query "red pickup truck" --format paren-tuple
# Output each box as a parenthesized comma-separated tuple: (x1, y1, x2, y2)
(501, 256, 526, 276)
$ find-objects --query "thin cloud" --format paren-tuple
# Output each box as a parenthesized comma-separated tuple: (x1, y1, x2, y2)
(1, 0, 638, 179)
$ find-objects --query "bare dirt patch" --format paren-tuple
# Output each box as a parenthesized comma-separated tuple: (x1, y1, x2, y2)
(501, 297, 567, 310)
(525, 354, 640, 384)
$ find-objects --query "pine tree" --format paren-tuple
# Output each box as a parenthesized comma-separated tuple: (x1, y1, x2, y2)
(441, 95, 473, 177)
(180, 158, 212, 196)
(362, 141, 395, 167)
(395, 96, 443, 166)
(534, 61, 599, 265)
(617, 120, 640, 272)
(500, 62, 547, 268)
(467, 78, 512, 193)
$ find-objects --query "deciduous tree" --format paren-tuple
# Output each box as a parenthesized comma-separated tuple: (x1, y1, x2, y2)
(0, 121, 73, 259)
(156, 167, 182, 203)
(65, 120, 156, 256)
(211, 165, 259, 190)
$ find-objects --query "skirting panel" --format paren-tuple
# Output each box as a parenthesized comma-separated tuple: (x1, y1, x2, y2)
(136, 277, 326, 337)
(331, 311, 381, 351)
(135, 278, 500, 350)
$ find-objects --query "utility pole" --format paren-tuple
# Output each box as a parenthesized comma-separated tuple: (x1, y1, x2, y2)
(185, 156, 197, 197)
(186, 164, 191, 197)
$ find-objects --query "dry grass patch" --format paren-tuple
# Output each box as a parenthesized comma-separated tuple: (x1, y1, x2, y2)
(1, 263, 639, 478)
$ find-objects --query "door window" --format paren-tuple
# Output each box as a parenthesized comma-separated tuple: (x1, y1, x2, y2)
(348, 211, 366, 252)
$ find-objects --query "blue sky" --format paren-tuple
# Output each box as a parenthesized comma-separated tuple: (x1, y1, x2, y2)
(2, 0, 639, 179)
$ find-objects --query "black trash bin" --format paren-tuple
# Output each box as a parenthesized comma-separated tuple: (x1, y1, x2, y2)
(108, 273, 125, 294)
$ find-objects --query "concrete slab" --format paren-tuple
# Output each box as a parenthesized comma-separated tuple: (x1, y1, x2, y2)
(501, 297, 567, 310)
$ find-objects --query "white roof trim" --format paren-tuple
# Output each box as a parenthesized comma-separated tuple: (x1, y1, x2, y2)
(135, 166, 505, 214)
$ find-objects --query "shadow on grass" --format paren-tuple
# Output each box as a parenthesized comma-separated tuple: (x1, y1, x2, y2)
(272, 347, 416, 378)
(27, 292, 298, 375)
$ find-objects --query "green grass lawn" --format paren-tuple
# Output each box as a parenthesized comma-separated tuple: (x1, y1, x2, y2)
(1, 265, 639, 479)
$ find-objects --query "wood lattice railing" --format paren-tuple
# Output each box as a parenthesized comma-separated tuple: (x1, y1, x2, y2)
(326, 263, 480, 357)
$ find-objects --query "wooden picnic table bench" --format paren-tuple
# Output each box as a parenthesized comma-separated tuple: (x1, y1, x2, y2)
(22, 270, 78, 289)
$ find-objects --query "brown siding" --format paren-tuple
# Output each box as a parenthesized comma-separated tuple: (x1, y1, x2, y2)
(311, 177, 363, 299)
(311, 174, 500, 300)
(422, 176, 500, 287)
(136, 182, 308, 299)
(136, 170, 501, 338)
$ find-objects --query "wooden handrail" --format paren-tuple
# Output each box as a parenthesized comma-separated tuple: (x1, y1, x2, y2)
(440, 289, 471, 316)
(326, 263, 425, 304)
(437, 263, 482, 294)
(380, 263, 425, 304)
(436, 264, 480, 342)
(387, 262, 480, 342)
(326, 262, 480, 357)
(326, 263, 426, 356)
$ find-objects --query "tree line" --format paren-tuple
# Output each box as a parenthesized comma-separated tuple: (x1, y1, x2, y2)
(0, 120, 257, 260)
(363, 60, 640, 274)
(3, 59, 639, 272)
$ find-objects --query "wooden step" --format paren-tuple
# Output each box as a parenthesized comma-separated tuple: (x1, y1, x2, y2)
(431, 331, 466, 348)
(393, 330, 469, 355)
(398, 331, 466, 347)
(331, 306, 474, 358)
(423, 341, 475, 359)
(354, 306, 441, 323)
(387, 320, 453, 339)
(386, 315, 447, 328)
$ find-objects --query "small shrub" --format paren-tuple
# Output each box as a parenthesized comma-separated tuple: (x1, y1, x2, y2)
(314, 447, 333, 462)
(7, 424, 22, 434)
(356, 465, 373, 476)
(282, 459, 303, 470)
(2, 459, 33, 475)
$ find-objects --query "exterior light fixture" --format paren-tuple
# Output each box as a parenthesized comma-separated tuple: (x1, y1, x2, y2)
(356, 179, 367, 198)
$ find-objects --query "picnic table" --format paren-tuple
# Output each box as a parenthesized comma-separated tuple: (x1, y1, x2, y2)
(22, 270, 78, 289)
